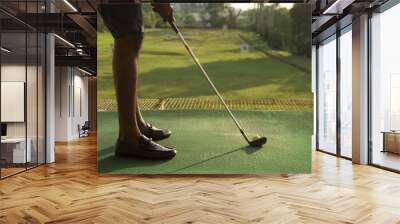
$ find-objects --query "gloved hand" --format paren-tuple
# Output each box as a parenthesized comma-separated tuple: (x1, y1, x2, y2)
(151, 3, 174, 23)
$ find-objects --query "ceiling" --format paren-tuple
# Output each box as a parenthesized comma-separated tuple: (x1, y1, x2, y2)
(311, 0, 390, 42)
(0, 0, 97, 74)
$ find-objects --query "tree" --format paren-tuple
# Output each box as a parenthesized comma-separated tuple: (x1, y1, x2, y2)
(239, 4, 310, 56)
(270, 8, 291, 50)
(183, 13, 196, 27)
(290, 4, 311, 57)
(225, 7, 241, 28)
(142, 4, 161, 28)
(204, 3, 226, 28)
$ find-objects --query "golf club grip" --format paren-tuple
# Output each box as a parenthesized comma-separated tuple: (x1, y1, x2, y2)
(169, 21, 249, 141)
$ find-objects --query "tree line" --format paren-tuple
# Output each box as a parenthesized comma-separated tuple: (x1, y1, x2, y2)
(97, 3, 310, 57)
(243, 4, 311, 57)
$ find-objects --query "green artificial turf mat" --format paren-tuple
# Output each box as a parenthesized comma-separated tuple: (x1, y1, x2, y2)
(98, 110, 312, 174)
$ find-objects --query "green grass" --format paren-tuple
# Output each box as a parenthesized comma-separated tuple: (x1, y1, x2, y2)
(98, 28, 312, 100)
(98, 110, 312, 174)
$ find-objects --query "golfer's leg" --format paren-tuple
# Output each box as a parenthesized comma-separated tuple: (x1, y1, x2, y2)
(135, 99, 147, 131)
(113, 34, 143, 145)
(135, 97, 172, 140)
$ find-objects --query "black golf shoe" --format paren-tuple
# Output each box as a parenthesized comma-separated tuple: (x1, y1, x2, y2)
(141, 123, 172, 141)
(115, 135, 176, 160)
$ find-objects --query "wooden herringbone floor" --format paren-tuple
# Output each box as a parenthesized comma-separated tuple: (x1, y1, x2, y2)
(1, 135, 400, 224)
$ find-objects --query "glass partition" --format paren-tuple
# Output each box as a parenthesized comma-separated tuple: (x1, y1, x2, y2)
(37, 0, 46, 166)
(370, 4, 400, 171)
(0, 1, 46, 179)
(27, 31, 38, 169)
(37, 32, 45, 165)
(317, 35, 337, 154)
(339, 27, 352, 158)
(1, 31, 28, 178)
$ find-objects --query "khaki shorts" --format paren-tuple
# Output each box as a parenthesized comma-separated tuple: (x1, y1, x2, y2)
(98, 3, 144, 39)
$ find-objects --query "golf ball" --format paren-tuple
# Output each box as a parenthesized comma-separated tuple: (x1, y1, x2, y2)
(253, 135, 260, 140)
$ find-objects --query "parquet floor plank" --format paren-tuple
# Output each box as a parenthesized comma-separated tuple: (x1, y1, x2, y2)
(0, 135, 399, 223)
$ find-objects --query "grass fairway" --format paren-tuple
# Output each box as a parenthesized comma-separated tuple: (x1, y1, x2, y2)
(98, 28, 311, 100)
(98, 110, 312, 174)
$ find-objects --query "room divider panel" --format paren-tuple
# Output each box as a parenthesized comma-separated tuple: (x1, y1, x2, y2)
(370, 2, 400, 172)
(0, 0, 47, 179)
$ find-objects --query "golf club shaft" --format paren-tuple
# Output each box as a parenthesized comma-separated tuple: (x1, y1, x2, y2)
(169, 21, 250, 143)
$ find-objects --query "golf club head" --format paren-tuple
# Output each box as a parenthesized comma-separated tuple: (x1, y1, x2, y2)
(249, 136, 267, 147)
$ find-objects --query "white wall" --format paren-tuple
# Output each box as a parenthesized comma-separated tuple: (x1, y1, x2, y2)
(0, 65, 38, 138)
(55, 67, 70, 141)
(1, 64, 26, 81)
(1, 63, 46, 164)
(74, 72, 89, 126)
(70, 72, 89, 139)
(1, 65, 26, 140)
(55, 67, 89, 141)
